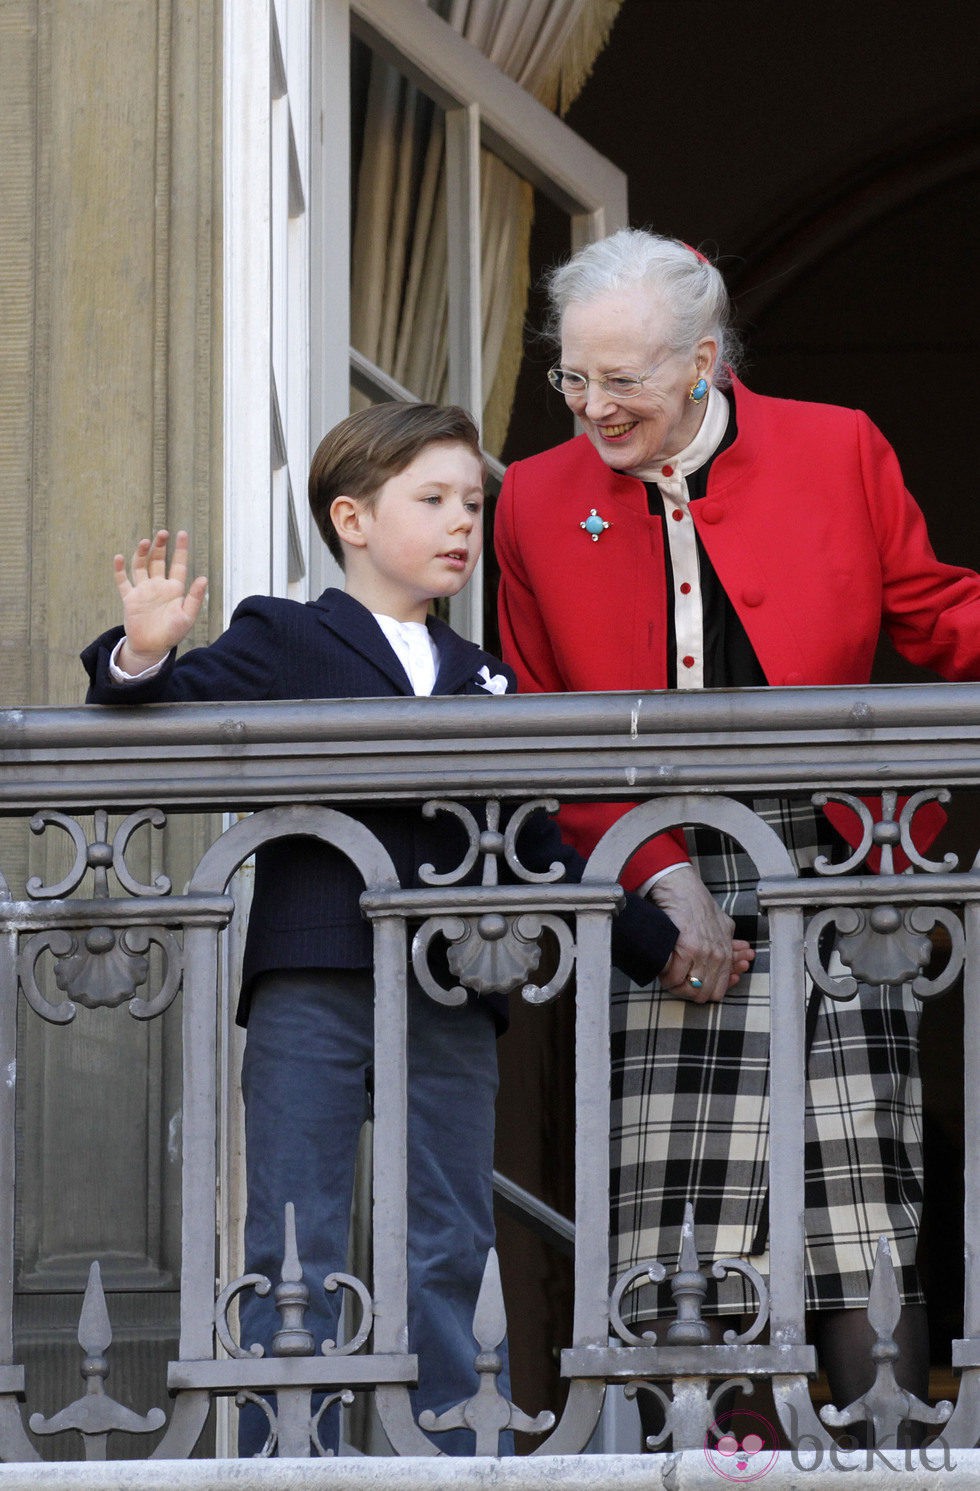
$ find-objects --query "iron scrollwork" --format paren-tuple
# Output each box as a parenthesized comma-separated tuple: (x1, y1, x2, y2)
(609, 1204, 769, 1351)
(17, 808, 183, 1022)
(18, 924, 183, 1023)
(609, 1206, 769, 1452)
(215, 1204, 364, 1458)
(802, 905, 964, 1000)
(812, 789, 957, 879)
(27, 808, 171, 899)
(805, 788, 965, 997)
(412, 798, 577, 1007)
(216, 1203, 374, 1365)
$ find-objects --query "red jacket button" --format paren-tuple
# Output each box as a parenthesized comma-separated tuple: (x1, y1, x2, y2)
(682, 655, 696, 668)
(671, 508, 684, 521)
(742, 589, 764, 607)
(679, 582, 692, 595)
(700, 502, 722, 524)
(661, 464, 674, 477)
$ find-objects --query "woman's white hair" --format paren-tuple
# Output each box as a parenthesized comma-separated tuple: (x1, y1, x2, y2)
(544, 228, 740, 387)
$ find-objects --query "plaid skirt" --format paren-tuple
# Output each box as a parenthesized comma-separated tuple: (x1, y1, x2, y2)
(610, 798, 925, 1316)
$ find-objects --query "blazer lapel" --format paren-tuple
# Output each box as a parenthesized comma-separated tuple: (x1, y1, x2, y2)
(429, 616, 495, 695)
(309, 589, 414, 693)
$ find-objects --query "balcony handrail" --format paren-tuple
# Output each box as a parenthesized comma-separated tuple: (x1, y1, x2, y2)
(4, 681, 980, 814)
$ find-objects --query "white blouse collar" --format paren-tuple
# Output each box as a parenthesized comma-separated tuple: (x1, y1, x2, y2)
(626, 384, 730, 491)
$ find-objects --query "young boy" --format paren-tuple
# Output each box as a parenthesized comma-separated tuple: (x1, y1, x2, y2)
(82, 403, 680, 1456)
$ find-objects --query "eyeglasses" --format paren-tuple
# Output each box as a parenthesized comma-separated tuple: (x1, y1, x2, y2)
(546, 366, 660, 400)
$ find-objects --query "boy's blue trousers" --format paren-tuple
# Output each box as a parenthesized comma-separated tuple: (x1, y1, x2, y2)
(237, 967, 510, 1456)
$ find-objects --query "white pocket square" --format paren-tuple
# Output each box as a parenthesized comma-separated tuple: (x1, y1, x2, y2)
(475, 666, 509, 695)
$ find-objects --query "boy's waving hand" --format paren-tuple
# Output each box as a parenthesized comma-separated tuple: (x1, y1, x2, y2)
(113, 529, 208, 674)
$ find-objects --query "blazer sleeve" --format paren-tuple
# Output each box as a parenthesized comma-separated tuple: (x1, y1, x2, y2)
(857, 412, 980, 679)
(495, 463, 689, 888)
(515, 806, 678, 983)
(82, 601, 284, 704)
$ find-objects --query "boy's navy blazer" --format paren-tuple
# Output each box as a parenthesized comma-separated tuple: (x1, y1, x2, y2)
(83, 587, 677, 1024)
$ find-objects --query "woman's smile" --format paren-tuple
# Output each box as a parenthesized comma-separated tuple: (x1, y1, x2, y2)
(560, 287, 716, 469)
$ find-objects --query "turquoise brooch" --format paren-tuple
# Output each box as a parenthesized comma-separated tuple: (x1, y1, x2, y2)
(580, 508, 610, 542)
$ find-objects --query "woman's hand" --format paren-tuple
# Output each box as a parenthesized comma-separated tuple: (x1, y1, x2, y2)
(650, 864, 754, 1002)
(113, 530, 208, 674)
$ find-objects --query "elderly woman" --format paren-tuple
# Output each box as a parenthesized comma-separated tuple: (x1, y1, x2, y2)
(495, 229, 980, 1422)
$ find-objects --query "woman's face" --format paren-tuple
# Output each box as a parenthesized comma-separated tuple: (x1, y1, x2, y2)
(558, 286, 717, 471)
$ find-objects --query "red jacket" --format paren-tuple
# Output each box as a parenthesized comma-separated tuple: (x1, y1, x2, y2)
(496, 378, 980, 885)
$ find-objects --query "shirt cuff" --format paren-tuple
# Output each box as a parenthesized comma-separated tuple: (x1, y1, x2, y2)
(638, 862, 688, 898)
(108, 638, 168, 682)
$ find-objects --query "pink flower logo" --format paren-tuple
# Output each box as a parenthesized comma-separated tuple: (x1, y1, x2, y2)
(704, 1411, 779, 1482)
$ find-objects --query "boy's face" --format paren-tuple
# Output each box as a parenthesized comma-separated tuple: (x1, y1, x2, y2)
(340, 441, 484, 623)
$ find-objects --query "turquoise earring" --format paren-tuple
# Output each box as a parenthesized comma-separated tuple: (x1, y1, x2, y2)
(689, 376, 709, 404)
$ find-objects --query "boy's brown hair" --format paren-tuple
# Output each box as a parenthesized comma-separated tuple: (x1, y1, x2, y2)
(309, 402, 485, 568)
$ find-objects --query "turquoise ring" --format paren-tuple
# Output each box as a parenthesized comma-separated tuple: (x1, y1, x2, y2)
(688, 974, 704, 989)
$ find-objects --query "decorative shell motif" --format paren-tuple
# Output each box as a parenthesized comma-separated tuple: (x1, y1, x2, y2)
(834, 905, 933, 990)
(52, 928, 150, 1010)
(445, 914, 542, 997)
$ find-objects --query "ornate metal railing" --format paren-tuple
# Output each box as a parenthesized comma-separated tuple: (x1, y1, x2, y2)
(1, 683, 980, 1470)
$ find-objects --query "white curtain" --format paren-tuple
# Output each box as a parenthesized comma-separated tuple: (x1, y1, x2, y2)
(350, 0, 624, 454)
